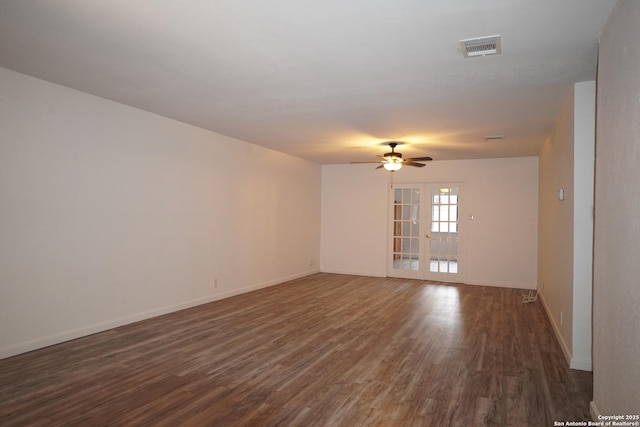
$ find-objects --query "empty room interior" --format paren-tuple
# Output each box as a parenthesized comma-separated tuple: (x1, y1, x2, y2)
(1, 1, 639, 425)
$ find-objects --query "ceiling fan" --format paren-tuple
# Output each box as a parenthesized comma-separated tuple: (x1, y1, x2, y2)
(351, 142, 433, 171)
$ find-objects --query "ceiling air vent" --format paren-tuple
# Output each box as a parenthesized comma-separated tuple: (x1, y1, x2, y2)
(460, 35, 501, 58)
(485, 135, 505, 142)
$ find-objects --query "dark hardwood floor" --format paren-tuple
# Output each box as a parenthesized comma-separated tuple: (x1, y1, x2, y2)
(0, 273, 592, 426)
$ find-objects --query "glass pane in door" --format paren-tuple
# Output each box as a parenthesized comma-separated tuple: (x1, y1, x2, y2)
(393, 187, 420, 271)
(429, 187, 458, 274)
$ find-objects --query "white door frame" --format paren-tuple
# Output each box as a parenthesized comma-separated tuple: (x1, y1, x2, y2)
(387, 182, 465, 283)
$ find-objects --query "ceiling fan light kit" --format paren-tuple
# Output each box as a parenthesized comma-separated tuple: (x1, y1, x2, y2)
(383, 160, 403, 171)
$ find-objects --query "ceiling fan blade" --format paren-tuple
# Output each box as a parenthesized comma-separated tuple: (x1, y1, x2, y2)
(404, 161, 426, 167)
(375, 164, 385, 169)
(351, 160, 383, 164)
(405, 156, 433, 161)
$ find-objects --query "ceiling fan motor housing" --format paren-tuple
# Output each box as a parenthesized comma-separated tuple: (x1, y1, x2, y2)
(384, 142, 402, 161)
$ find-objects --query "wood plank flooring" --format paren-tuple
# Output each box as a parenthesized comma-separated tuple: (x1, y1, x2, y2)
(0, 273, 592, 426)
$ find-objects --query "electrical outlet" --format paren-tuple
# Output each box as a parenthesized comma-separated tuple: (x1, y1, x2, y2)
(212, 278, 218, 288)
(560, 311, 563, 325)
(309, 258, 314, 267)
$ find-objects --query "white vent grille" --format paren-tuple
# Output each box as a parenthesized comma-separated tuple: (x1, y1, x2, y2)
(460, 35, 501, 58)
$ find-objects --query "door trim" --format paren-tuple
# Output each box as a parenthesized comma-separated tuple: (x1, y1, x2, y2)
(386, 182, 465, 283)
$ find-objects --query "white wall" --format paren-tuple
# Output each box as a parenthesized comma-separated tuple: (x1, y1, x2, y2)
(592, 0, 640, 416)
(0, 67, 321, 358)
(320, 166, 389, 277)
(572, 81, 596, 371)
(321, 157, 539, 289)
(537, 81, 596, 371)
(538, 90, 575, 361)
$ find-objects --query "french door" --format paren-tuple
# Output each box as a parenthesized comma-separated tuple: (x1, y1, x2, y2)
(388, 183, 463, 282)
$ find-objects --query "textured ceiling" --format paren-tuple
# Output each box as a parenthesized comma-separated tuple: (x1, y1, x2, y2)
(0, 1, 617, 164)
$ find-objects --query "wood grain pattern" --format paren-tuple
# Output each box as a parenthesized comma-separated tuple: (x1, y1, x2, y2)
(0, 273, 592, 426)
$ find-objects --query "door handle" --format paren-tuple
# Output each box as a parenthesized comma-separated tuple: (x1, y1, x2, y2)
(425, 234, 431, 238)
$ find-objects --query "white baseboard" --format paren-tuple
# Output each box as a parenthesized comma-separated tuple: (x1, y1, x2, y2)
(570, 357, 592, 371)
(590, 401, 601, 421)
(538, 290, 573, 366)
(0, 294, 223, 359)
(538, 290, 593, 371)
(319, 271, 537, 289)
(0, 269, 319, 360)
(319, 268, 386, 278)
(463, 278, 536, 290)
